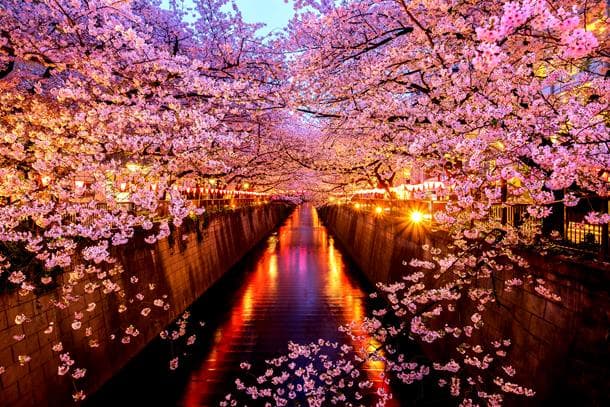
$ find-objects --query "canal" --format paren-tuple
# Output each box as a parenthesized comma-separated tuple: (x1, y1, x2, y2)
(87, 205, 398, 406)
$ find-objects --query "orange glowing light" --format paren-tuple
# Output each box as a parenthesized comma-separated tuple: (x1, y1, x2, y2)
(410, 210, 424, 223)
(375, 206, 383, 215)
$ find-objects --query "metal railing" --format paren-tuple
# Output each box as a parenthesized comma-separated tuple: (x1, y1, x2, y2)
(338, 196, 609, 258)
(63, 196, 270, 226)
(343, 197, 447, 223)
(489, 203, 540, 235)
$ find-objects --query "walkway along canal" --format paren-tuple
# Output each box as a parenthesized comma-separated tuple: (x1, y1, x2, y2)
(87, 205, 401, 406)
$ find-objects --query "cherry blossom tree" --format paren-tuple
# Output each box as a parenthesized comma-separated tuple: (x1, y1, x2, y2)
(230, 0, 609, 405)
(0, 0, 293, 400)
(0, 0, 292, 275)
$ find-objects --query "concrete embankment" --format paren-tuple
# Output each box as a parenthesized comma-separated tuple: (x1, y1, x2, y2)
(0, 204, 292, 406)
(318, 204, 609, 406)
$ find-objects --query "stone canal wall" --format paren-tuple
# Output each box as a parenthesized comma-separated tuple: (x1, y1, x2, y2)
(318, 205, 609, 406)
(0, 204, 291, 407)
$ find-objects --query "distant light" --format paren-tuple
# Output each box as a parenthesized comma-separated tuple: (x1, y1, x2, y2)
(375, 206, 383, 215)
(75, 180, 85, 189)
(410, 210, 424, 224)
(126, 162, 140, 173)
(243, 182, 250, 190)
(209, 179, 217, 185)
(354, 203, 361, 210)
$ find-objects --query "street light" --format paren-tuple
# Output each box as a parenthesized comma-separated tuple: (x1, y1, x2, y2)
(410, 210, 424, 224)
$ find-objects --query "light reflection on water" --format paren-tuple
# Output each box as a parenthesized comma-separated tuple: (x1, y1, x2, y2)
(180, 205, 397, 406)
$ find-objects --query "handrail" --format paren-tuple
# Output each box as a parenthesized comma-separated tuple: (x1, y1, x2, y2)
(334, 196, 609, 257)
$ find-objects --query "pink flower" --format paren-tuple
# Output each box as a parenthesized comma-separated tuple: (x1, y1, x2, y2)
(8, 271, 26, 285)
(562, 28, 599, 58)
(72, 391, 86, 401)
(502, 365, 516, 377)
(57, 365, 70, 376)
(450, 377, 461, 396)
(59, 353, 74, 366)
(169, 357, 179, 370)
(72, 368, 87, 379)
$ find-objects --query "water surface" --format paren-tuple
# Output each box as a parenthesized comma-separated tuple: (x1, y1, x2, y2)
(89, 205, 397, 406)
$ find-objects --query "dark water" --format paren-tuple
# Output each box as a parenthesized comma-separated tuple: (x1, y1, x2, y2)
(87, 205, 398, 406)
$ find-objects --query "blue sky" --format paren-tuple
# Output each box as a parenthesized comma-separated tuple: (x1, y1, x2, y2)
(234, 0, 295, 35)
(162, 0, 295, 35)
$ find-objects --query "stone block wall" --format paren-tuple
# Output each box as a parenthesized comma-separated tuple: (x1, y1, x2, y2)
(319, 205, 609, 405)
(0, 204, 291, 406)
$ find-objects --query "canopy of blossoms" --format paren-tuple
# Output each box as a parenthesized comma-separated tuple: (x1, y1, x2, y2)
(229, 0, 608, 406)
(0, 0, 608, 405)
